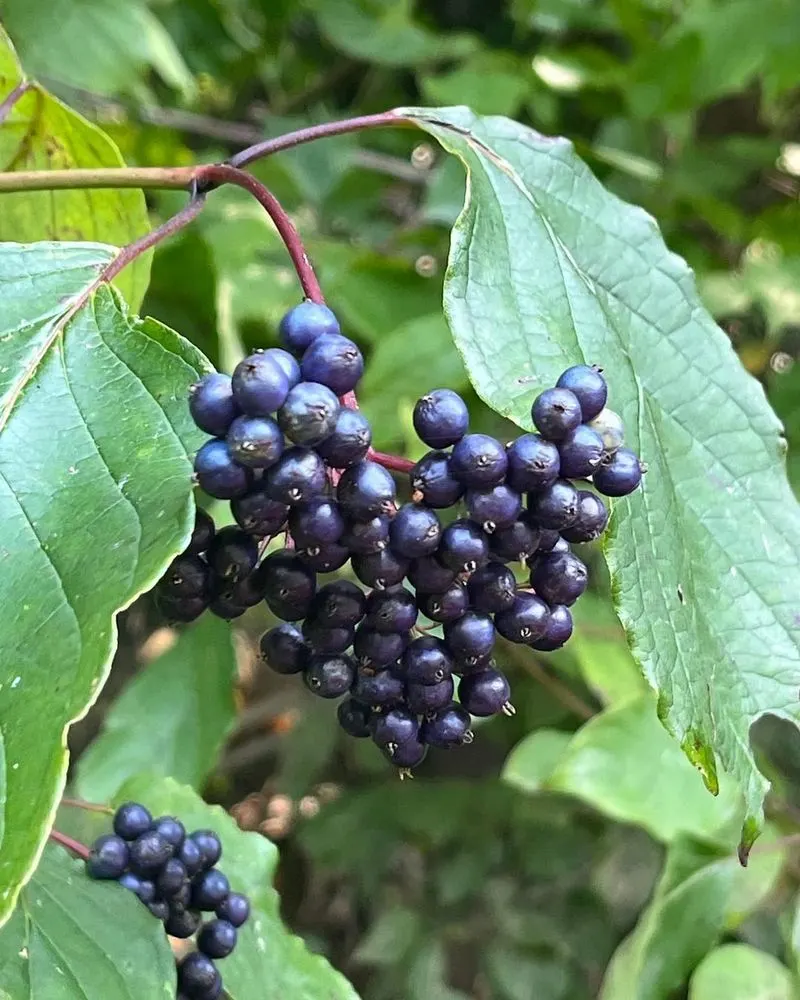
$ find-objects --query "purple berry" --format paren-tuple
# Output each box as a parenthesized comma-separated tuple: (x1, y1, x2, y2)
(187, 507, 215, 555)
(232, 351, 290, 415)
(194, 439, 253, 499)
(280, 301, 341, 354)
(337, 698, 373, 737)
(561, 491, 609, 542)
(160, 555, 209, 599)
(152, 817, 185, 850)
(216, 892, 250, 927)
(505, 433, 560, 492)
(289, 499, 345, 548)
(410, 451, 464, 508)
(178, 953, 221, 999)
(352, 667, 405, 707)
(407, 555, 456, 593)
(278, 381, 340, 446)
(495, 591, 549, 643)
(264, 446, 327, 505)
(128, 831, 172, 876)
(310, 580, 366, 628)
(406, 676, 454, 714)
(371, 707, 419, 748)
(189, 373, 238, 437)
(593, 447, 643, 496)
(438, 519, 490, 574)
(529, 479, 579, 530)
(365, 586, 418, 633)
(207, 526, 258, 583)
(341, 515, 390, 554)
(467, 563, 517, 613)
(119, 872, 155, 903)
(226, 414, 283, 469)
(412, 389, 469, 448)
(86, 835, 129, 879)
(402, 636, 454, 685)
(556, 364, 608, 420)
(265, 347, 301, 387)
(385, 738, 427, 770)
(302, 621, 355, 655)
(260, 623, 309, 674)
(531, 387, 582, 440)
(156, 858, 188, 898)
(489, 518, 541, 563)
(530, 551, 588, 606)
(303, 654, 356, 697)
(298, 543, 350, 573)
(530, 604, 573, 650)
(354, 626, 409, 668)
(191, 868, 230, 910)
(458, 668, 511, 716)
(352, 549, 409, 590)
(113, 802, 153, 840)
(257, 550, 316, 620)
(450, 433, 508, 487)
(465, 483, 522, 533)
(190, 830, 222, 869)
(421, 703, 472, 748)
(231, 486, 289, 537)
(389, 503, 441, 558)
(338, 461, 397, 519)
(165, 907, 202, 938)
(316, 407, 372, 468)
(417, 582, 469, 623)
(198, 919, 237, 959)
(178, 838, 203, 876)
(444, 611, 495, 660)
(301, 333, 364, 395)
(558, 424, 604, 479)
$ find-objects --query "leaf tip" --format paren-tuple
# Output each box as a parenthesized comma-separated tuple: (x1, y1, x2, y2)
(680, 730, 719, 795)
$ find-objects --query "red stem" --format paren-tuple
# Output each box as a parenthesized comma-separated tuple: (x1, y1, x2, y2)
(61, 796, 113, 815)
(0, 80, 34, 126)
(228, 111, 407, 169)
(368, 449, 414, 474)
(197, 164, 324, 303)
(49, 829, 91, 860)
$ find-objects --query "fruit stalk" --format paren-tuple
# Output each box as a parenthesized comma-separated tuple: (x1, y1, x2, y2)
(49, 828, 90, 860)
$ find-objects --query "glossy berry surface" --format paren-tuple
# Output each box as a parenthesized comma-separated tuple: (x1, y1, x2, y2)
(505, 433, 560, 492)
(194, 439, 252, 499)
(178, 838, 204, 876)
(337, 698, 373, 738)
(337, 461, 397, 519)
(315, 407, 372, 467)
(301, 333, 364, 395)
(443, 611, 496, 660)
(259, 551, 317, 620)
(303, 654, 356, 697)
(177, 952, 222, 1000)
(310, 580, 366, 628)
(226, 414, 284, 468)
(216, 892, 250, 927)
(86, 834, 129, 879)
(264, 447, 327, 504)
(187, 508, 215, 554)
(529, 479, 579, 530)
(299, 542, 350, 573)
(341, 515, 390, 554)
(406, 676, 454, 714)
(351, 549, 409, 590)
(278, 381, 340, 446)
(489, 518, 540, 563)
(530, 604, 573, 650)
(165, 907, 202, 939)
(280, 300, 341, 353)
(113, 802, 153, 840)
(458, 668, 511, 716)
(407, 554, 456, 594)
(438, 519, 490, 573)
(389, 503, 441, 557)
(467, 562, 517, 613)
(303, 622, 355, 655)
(450, 433, 508, 487)
(531, 387, 583, 440)
(421, 704, 472, 748)
(593, 447, 643, 496)
(198, 919, 238, 959)
(232, 351, 289, 416)
(558, 424, 605, 479)
(365, 587, 418, 633)
(190, 830, 223, 869)
(402, 636, 454, 685)
(156, 858, 188, 897)
(189, 373, 238, 437)
(371, 707, 419, 748)
(152, 816, 185, 849)
(417, 582, 469, 623)
(207, 526, 258, 583)
(231, 486, 289, 537)
(191, 868, 230, 910)
(530, 551, 588, 606)
(351, 668, 405, 708)
(264, 347, 301, 388)
(556, 364, 608, 420)
(412, 389, 469, 448)
(289, 499, 344, 548)
(561, 491, 609, 542)
(410, 451, 464, 508)
(353, 627, 408, 668)
(128, 831, 173, 875)
(260, 623, 309, 674)
(386, 738, 428, 769)
(495, 592, 549, 643)
(465, 483, 522, 532)
(118, 872, 155, 903)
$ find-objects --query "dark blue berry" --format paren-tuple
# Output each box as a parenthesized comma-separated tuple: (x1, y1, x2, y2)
(113, 802, 153, 840)
(505, 434, 560, 492)
(420, 704, 472, 748)
(208, 592, 248, 620)
(310, 580, 366, 628)
(147, 900, 170, 921)
(303, 654, 356, 698)
(341, 514, 390, 554)
(530, 551, 588, 606)
(530, 604, 573, 650)
(389, 503, 441, 558)
(529, 479, 579, 530)
(170, 881, 192, 909)
(187, 508, 215, 554)
(337, 698, 373, 738)
(561, 491, 609, 542)
(371, 708, 419, 748)
(289, 499, 344, 548)
(402, 636, 454, 684)
(231, 486, 289, 537)
(412, 389, 469, 448)
(86, 835, 129, 879)
(450, 433, 508, 487)
(298, 542, 350, 573)
(352, 549, 409, 590)
(536, 528, 562, 552)
(165, 907, 202, 938)
(226, 415, 284, 469)
(467, 563, 517, 613)
(194, 439, 252, 499)
(189, 373, 238, 437)
(490, 518, 540, 563)
(443, 611, 496, 660)
(207, 526, 258, 583)
(157, 592, 208, 624)
(118, 872, 155, 903)
(465, 484, 522, 533)
(214, 568, 265, 609)
(156, 858, 188, 898)
(410, 451, 464, 508)
(128, 831, 173, 876)
(558, 424, 604, 479)
(592, 447, 643, 496)
(178, 838, 204, 876)
(258, 550, 317, 620)
(458, 668, 511, 716)
(364, 586, 418, 633)
(352, 668, 405, 708)
(280, 301, 341, 354)
(385, 738, 427, 770)
(301, 334, 364, 395)
(177, 951, 222, 1000)
(495, 592, 548, 643)
(216, 892, 250, 927)
(265, 347, 301, 388)
(232, 351, 290, 416)
(278, 381, 340, 446)
(302, 621, 355, 655)
(438, 519, 490, 574)
(152, 817, 185, 850)
(354, 626, 408, 668)
(198, 919, 238, 959)
(556, 364, 607, 421)
(531, 387, 582, 441)
(191, 868, 230, 910)
(264, 447, 327, 505)
(407, 555, 456, 594)
(260, 623, 309, 674)
(337, 461, 397, 519)
(417, 583, 469, 623)
(315, 407, 372, 468)
(190, 831, 223, 870)
(406, 676, 454, 714)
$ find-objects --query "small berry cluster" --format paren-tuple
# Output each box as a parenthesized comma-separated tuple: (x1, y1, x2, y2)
(154, 299, 643, 773)
(85, 801, 249, 1000)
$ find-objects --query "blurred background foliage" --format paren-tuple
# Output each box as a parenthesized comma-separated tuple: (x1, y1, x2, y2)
(5, 0, 800, 995)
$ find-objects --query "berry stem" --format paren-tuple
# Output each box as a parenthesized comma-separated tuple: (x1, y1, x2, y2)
(0, 80, 34, 125)
(49, 828, 90, 860)
(368, 449, 415, 474)
(227, 111, 408, 169)
(60, 796, 114, 815)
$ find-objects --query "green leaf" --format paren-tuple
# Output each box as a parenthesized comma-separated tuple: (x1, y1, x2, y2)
(401, 105, 800, 850)
(0, 27, 151, 310)
(76, 615, 237, 802)
(2, 0, 193, 97)
(0, 242, 209, 927)
(115, 775, 361, 1000)
(690, 944, 795, 1000)
(0, 844, 175, 998)
(503, 697, 742, 844)
(420, 52, 532, 118)
(570, 593, 648, 706)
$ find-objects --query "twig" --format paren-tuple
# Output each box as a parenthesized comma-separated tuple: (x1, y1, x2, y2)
(60, 796, 114, 815)
(0, 80, 34, 126)
(49, 829, 91, 860)
(0, 166, 197, 192)
(520, 657, 595, 720)
(368, 449, 415, 474)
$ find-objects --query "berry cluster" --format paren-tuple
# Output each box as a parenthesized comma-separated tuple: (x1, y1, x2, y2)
(155, 299, 643, 773)
(86, 801, 249, 1000)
